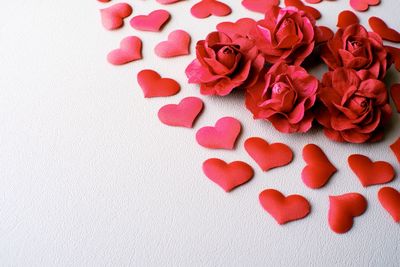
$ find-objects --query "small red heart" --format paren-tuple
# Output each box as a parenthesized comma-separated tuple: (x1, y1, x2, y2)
(284, 0, 321, 20)
(348, 154, 395, 187)
(337, 10, 359, 29)
(137, 69, 180, 98)
(259, 189, 311, 225)
(216, 18, 257, 38)
(328, 193, 367, 234)
(157, 0, 183, 4)
(350, 0, 380, 12)
(301, 144, 336, 189)
(244, 137, 293, 171)
(98, 0, 111, 3)
(241, 0, 279, 13)
(315, 26, 334, 43)
(202, 158, 254, 192)
(100, 3, 133, 30)
(378, 187, 400, 223)
(196, 117, 241, 150)
(130, 9, 170, 32)
(390, 84, 400, 113)
(190, 0, 232, 19)
(304, 0, 322, 3)
(107, 36, 142, 65)
(155, 30, 191, 58)
(390, 137, 400, 164)
(369, 17, 400, 43)
(158, 97, 204, 128)
(385, 46, 400, 72)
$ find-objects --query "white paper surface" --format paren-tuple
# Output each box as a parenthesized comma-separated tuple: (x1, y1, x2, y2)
(0, 0, 399, 266)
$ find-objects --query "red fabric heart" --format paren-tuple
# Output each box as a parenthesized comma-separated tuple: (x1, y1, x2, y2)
(284, 0, 321, 20)
(350, 0, 380, 12)
(157, 0, 182, 4)
(158, 97, 204, 128)
(241, 0, 279, 13)
(244, 137, 293, 171)
(196, 117, 241, 150)
(301, 144, 337, 189)
(216, 18, 257, 38)
(385, 46, 400, 72)
(348, 154, 395, 187)
(155, 30, 191, 58)
(190, 0, 232, 19)
(337, 10, 359, 29)
(390, 84, 400, 113)
(259, 189, 311, 225)
(107, 36, 142, 65)
(378, 187, 400, 222)
(100, 3, 133, 30)
(369, 17, 400, 43)
(130, 9, 170, 32)
(137, 69, 180, 98)
(305, 0, 322, 3)
(329, 193, 367, 234)
(202, 158, 254, 192)
(98, 0, 111, 2)
(390, 137, 400, 164)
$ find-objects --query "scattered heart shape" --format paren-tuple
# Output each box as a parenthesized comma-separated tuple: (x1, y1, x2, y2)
(241, 0, 280, 13)
(259, 189, 311, 225)
(301, 144, 336, 189)
(157, 0, 182, 4)
(100, 3, 133, 30)
(390, 137, 400, 164)
(348, 154, 395, 187)
(378, 187, 400, 223)
(369, 17, 400, 43)
(305, 0, 322, 3)
(130, 9, 170, 32)
(196, 117, 241, 150)
(350, 0, 380, 12)
(337, 10, 359, 29)
(137, 69, 180, 98)
(328, 193, 367, 234)
(158, 97, 204, 128)
(316, 26, 334, 43)
(244, 137, 293, 171)
(390, 84, 400, 113)
(385, 46, 400, 72)
(155, 30, 191, 58)
(107, 36, 142, 65)
(284, 0, 321, 20)
(191, 0, 232, 19)
(203, 158, 254, 192)
(98, 0, 111, 2)
(216, 18, 257, 37)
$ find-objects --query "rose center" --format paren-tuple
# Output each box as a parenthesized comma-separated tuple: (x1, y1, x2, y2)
(216, 46, 237, 69)
(348, 96, 370, 114)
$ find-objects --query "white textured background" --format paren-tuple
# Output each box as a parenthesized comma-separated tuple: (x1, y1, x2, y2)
(1, 0, 400, 266)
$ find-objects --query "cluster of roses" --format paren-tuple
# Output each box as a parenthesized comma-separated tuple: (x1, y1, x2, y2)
(185, 6, 393, 144)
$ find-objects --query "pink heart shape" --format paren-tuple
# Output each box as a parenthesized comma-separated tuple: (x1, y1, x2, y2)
(130, 9, 170, 32)
(137, 69, 181, 98)
(350, 0, 380, 12)
(241, 0, 279, 13)
(190, 0, 232, 19)
(196, 117, 241, 150)
(107, 36, 142, 65)
(155, 30, 191, 58)
(158, 97, 204, 128)
(157, 0, 183, 4)
(100, 3, 133, 30)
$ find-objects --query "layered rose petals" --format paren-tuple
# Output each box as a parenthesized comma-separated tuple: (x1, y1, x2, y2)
(316, 68, 392, 143)
(245, 62, 319, 133)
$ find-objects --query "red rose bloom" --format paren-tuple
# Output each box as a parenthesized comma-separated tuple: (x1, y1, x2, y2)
(185, 31, 264, 96)
(320, 24, 388, 80)
(316, 68, 392, 143)
(245, 62, 319, 133)
(253, 6, 316, 65)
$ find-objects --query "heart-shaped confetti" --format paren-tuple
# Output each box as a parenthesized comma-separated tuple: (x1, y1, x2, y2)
(390, 84, 400, 113)
(100, 3, 133, 30)
(337, 10, 359, 29)
(368, 17, 400, 43)
(130, 9, 170, 32)
(259, 189, 311, 225)
(390, 138, 400, 164)
(348, 154, 395, 187)
(157, 0, 183, 4)
(203, 158, 254, 192)
(385, 46, 400, 72)
(350, 0, 380, 12)
(191, 0, 232, 19)
(107, 36, 142, 65)
(284, 0, 321, 20)
(301, 144, 337, 189)
(216, 18, 257, 38)
(158, 97, 204, 128)
(98, 0, 111, 3)
(328, 193, 367, 234)
(378, 187, 400, 223)
(244, 137, 293, 172)
(137, 69, 180, 98)
(155, 30, 191, 58)
(196, 117, 241, 150)
(241, 0, 280, 13)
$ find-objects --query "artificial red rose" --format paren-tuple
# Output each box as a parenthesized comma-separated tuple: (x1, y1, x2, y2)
(320, 24, 388, 80)
(253, 6, 317, 65)
(316, 68, 392, 143)
(185, 31, 264, 96)
(245, 62, 319, 133)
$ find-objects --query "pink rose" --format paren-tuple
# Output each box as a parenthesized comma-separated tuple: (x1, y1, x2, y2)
(316, 68, 392, 143)
(320, 24, 388, 80)
(185, 31, 264, 96)
(245, 62, 319, 133)
(253, 6, 316, 65)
